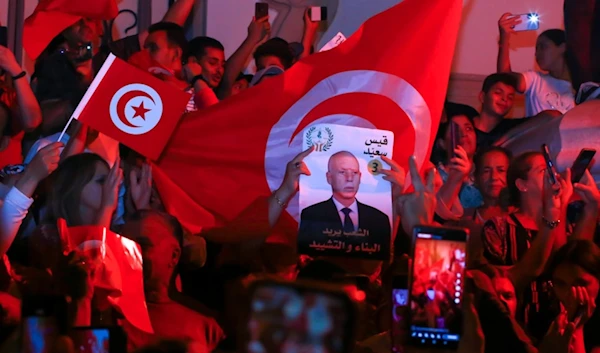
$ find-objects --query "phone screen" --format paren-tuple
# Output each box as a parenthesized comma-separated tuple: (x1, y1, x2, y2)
(246, 283, 353, 353)
(409, 227, 468, 349)
(512, 13, 540, 32)
(21, 317, 58, 353)
(571, 149, 596, 184)
(69, 329, 110, 353)
(392, 274, 410, 353)
(542, 144, 558, 185)
(450, 121, 460, 157)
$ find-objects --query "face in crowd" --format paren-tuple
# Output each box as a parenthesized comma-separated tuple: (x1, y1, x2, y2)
(326, 152, 361, 205)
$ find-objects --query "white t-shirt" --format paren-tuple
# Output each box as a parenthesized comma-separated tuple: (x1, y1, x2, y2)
(522, 70, 575, 116)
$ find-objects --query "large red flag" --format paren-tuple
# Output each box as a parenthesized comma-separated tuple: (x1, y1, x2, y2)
(68, 54, 191, 160)
(23, 0, 119, 60)
(154, 0, 463, 235)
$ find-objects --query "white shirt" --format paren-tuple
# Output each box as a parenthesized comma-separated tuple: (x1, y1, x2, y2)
(0, 185, 34, 256)
(522, 70, 575, 116)
(331, 197, 359, 232)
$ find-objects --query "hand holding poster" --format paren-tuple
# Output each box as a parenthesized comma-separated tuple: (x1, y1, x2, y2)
(298, 124, 394, 260)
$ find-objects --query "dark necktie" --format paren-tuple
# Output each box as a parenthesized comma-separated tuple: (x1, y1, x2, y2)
(341, 208, 354, 233)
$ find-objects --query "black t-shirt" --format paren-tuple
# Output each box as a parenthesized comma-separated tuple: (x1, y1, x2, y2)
(476, 117, 528, 149)
(92, 34, 141, 73)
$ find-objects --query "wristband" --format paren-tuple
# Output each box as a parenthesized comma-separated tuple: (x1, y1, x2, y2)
(12, 71, 26, 81)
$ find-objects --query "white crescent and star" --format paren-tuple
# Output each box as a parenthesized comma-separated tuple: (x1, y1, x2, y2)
(109, 83, 164, 135)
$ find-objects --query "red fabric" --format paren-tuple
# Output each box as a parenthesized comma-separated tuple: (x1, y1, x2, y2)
(57, 220, 153, 333)
(153, 0, 463, 234)
(76, 55, 191, 160)
(23, 0, 118, 60)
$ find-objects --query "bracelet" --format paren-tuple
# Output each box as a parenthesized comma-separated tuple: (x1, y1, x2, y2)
(274, 194, 287, 208)
(542, 216, 561, 229)
(12, 71, 26, 81)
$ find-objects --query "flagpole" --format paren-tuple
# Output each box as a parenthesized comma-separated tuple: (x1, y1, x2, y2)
(57, 115, 75, 142)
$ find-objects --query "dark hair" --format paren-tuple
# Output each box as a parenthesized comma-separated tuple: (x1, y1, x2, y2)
(482, 73, 519, 93)
(33, 52, 87, 105)
(297, 259, 347, 281)
(128, 210, 184, 247)
(502, 151, 541, 208)
(187, 36, 225, 60)
(148, 22, 188, 57)
(539, 29, 566, 46)
(549, 240, 600, 279)
(253, 37, 294, 69)
(46, 153, 109, 226)
(431, 103, 478, 165)
(236, 73, 253, 83)
(474, 146, 513, 177)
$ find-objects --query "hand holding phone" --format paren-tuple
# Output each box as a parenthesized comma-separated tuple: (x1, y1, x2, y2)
(449, 121, 460, 157)
(308, 6, 328, 22)
(510, 13, 540, 32)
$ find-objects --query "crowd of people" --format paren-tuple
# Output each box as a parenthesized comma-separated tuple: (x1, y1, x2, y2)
(0, 0, 599, 352)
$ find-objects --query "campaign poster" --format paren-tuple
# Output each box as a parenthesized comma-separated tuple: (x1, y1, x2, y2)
(298, 124, 394, 260)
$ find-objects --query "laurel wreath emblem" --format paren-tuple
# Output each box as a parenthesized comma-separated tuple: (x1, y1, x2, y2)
(305, 126, 334, 151)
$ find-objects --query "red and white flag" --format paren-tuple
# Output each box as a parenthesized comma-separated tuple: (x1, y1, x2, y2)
(24, 0, 119, 60)
(66, 53, 191, 160)
(153, 0, 463, 235)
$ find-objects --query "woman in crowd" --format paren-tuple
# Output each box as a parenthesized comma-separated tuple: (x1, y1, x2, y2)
(467, 146, 513, 224)
(434, 113, 482, 216)
(482, 151, 571, 342)
(497, 15, 575, 115)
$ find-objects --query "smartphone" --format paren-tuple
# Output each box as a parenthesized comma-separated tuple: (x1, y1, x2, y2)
(255, 2, 269, 20)
(408, 226, 469, 349)
(68, 327, 126, 353)
(572, 305, 586, 327)
(511, 13, 540, 32)
(392, 273, 410, 353)
(309, 6, 328, 21)
(243, 280, 357, 353)
(570, 148, 596, 184)
(541, 144, 558, 185)
(20, 296, 67, 353)
(449, 121, 460, 157)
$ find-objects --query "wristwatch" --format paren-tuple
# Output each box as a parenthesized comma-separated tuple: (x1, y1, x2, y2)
(542, 216, 561, 229)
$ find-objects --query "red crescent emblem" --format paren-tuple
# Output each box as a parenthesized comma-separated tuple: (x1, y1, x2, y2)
(116, 90, 155, 128)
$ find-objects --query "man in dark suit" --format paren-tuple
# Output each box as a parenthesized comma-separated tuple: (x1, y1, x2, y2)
(298, 151, 391, 258)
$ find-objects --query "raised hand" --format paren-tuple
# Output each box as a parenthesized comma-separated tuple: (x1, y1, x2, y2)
(447, 145, 472, 183)
(498, 13, 521, 38)
(574, 170, 600, 214)
(129, 163, 153, 211)
(397, 156, 437, 235)
(279, 146, 314, 198)
(26, 142, 63, 182)
(248, 16, 271, 46)
(101, 158, 123, 212)
(380, 155, 406, 202)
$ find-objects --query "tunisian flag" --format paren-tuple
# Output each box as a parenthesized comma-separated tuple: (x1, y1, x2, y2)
(23, 0, 119, 60)
(68, 53, 191, 160)
(154, 0, 463, 235)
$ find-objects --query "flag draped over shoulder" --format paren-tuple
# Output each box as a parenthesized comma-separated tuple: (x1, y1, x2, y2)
(24, 0, 119, 60)
(153, 0, 463, 235)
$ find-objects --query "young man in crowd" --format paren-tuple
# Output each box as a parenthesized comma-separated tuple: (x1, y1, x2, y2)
(473, 73, 562, 149)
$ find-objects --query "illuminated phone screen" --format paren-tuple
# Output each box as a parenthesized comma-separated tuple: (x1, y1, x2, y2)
(69, 329, 110, 353)
(392, 275, 410, 353)
(409, 230, 467, 349)
(21, 317, 58, 353)
(247, 284, 352, 353)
